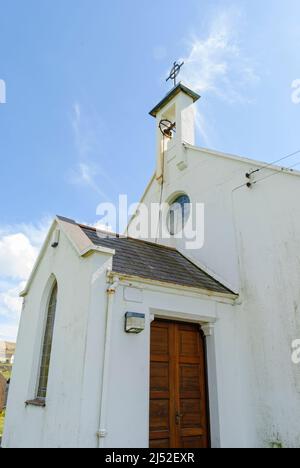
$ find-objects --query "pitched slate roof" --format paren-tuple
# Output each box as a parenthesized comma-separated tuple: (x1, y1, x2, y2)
(79, 224, 234, 296)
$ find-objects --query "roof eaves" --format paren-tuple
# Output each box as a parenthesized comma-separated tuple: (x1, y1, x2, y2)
(109, 270, 238, 301)
(79, 224, 179, 253)
(20, 217, 115, 298)
(184, 143, 300, 178)
(20, 219, 58, 297)
(149, 83, 201, 118)
(57, 217, 115, 257)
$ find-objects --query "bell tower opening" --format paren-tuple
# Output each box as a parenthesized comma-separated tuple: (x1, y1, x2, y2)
(149, 78, 200, 184)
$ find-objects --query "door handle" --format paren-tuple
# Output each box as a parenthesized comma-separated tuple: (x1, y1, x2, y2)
(175, 412, 183, 425)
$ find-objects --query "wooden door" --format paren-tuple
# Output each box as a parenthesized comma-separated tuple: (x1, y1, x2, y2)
(149, 320, 209, 448)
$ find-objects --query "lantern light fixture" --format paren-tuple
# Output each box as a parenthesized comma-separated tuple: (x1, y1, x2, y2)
(125, 312, 145, 334)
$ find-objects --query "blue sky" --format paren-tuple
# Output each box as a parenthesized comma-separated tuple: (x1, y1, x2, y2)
(0, 0, 299, 340)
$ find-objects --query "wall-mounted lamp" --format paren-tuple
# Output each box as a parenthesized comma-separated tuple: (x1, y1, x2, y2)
(51, 229, 60, 248)
(125, 312, 145, 334)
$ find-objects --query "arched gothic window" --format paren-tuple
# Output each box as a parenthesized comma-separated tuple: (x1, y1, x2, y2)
(37, 281, 58, 400)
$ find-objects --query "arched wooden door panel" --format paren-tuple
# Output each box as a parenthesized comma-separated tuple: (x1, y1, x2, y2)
(149, 320, 210, 449)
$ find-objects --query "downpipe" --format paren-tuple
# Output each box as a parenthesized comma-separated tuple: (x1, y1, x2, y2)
(97, 275, 120, 448)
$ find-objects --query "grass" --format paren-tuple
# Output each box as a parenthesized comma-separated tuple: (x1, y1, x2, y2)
(0, 368, 11, 440)
(0, 410, 5, 438)
(0, 365, 12, 381)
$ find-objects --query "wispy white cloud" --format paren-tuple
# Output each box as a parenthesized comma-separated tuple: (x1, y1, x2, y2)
(0, 324, 20, 342)
(0, 233, 37, 280)
(179, 8, 259, 146)
(70, 162, 109, 199)
(181, 9, 259, 102)
(0, 220, 51, 342)
(0, 282, 26, 316)
(70, 102, 116, 200)
(0, 219, 51, 249)
(193, 106, 211, 147)
(72, 102, 97, 160)
(0, 79, 6, 104)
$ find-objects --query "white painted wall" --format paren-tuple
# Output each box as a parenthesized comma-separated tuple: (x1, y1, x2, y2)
(89, 279, 248, 449)
(128, 136, 300, 447)
(3, 227, 114, 448)
(233, 173, 300, 448)
(3, 220, 249, 448)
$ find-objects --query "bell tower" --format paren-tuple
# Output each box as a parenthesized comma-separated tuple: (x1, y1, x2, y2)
(149, 70, 200, 184)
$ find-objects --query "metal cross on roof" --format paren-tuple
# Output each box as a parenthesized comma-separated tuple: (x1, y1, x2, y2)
(166, 61, 184, 88)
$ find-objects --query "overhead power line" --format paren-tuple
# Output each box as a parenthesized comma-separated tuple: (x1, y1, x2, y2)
(246, 149, 300, 178)
(250, 160, 300, 187)
(232, 148, 300, 192)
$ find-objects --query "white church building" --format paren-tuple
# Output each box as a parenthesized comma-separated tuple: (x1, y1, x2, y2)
(3, 81, 300, 449)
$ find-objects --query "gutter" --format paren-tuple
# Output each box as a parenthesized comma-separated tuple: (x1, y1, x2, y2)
(97, 275, 120, 448)
(108, 271, 238, 303)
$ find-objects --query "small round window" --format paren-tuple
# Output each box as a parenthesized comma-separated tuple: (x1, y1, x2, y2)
(167, 194, 191, 236)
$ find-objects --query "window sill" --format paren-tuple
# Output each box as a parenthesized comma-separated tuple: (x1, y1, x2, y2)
(25, 398, 46, 408)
